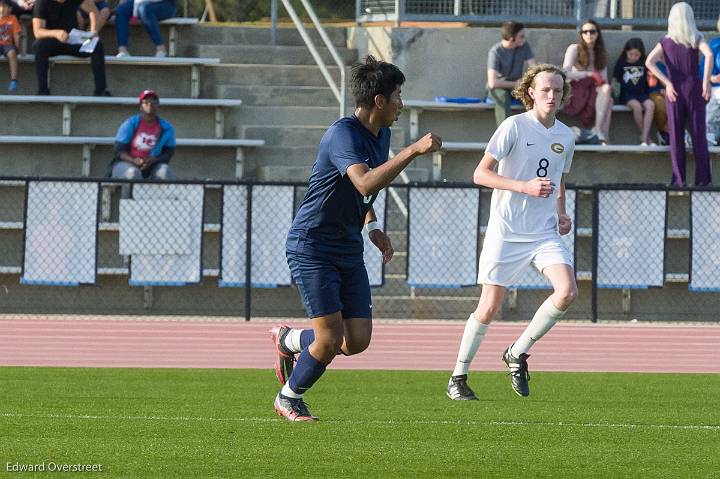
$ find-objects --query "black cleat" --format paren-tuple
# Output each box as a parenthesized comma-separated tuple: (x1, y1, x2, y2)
(446, 374, 479, 400)
(502, 346, 531, 397)
(270, 325, 295, 385)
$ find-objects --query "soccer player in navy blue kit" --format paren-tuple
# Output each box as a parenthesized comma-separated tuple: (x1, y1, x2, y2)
(270, 56, 442, 422)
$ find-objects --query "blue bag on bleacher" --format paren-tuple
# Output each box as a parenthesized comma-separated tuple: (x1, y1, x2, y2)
(435, 96, 483, 104)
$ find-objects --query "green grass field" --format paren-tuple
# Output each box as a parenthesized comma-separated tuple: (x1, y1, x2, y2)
(1, 367, 719, 478)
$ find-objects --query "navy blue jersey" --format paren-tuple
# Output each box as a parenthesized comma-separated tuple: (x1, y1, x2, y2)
(613, 58, 649, 102)
(287, 115, 391, 256)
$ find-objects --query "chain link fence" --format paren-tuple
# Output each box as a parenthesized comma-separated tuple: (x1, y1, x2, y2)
(1, 177, 719, 323)
(358, 0, 720, 28)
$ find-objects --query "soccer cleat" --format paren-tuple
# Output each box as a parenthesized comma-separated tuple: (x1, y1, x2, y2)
(446, 374, 479, 400)
(274, 393, 317, 422)
(8, 80, 18, 93)
(270, 324, 295, 385)
(502, 346, 531, 397)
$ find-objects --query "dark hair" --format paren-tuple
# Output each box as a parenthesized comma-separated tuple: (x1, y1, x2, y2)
(350, 55, 405, 109)
(576, 19, 608, 70)
(618, 37, 646, 63)
(501, 21, 525, 41)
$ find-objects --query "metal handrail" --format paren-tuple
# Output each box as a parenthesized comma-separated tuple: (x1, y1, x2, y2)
(280, 0, 346, 118)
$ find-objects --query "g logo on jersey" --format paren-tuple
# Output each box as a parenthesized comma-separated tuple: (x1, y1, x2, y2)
(550, 143, 565, 154)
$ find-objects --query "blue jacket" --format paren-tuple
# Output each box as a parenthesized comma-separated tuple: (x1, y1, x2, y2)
(110, 114, 176, 175)
(114, 113, 176, 156)
(699, 37, 720, 87)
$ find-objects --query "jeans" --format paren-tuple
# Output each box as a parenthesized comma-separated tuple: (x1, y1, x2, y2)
(111, 160, 174, 198)
(115, 0, 177, 47)
(706, 86, 720, 146)
(33, 38, 106, 95)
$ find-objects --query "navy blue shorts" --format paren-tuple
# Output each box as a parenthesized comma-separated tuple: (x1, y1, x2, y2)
(287, 251, 372, 319)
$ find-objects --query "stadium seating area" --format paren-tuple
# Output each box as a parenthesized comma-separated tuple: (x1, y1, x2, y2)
(0, 21, 717, 321)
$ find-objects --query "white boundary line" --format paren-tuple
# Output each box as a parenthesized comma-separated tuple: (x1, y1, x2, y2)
(2, 412, 718, 430)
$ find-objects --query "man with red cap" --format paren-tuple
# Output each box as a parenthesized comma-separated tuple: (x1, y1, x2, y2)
(109, 89, 176, 197)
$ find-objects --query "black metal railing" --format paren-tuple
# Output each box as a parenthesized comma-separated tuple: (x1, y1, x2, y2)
(2, 176, 719, 323)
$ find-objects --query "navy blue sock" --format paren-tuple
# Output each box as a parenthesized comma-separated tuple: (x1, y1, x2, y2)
(299, 329, 315, 350)
(288, 348, 327, 395)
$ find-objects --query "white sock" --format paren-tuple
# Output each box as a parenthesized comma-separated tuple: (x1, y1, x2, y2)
(511, 297, 566, 356)
(452, 313, 488, 377)
(280, 383, 302, 399)
(283, 329, 303, 353)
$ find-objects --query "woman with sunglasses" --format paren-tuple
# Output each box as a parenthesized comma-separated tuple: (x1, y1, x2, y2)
(562, 19, 613, 145)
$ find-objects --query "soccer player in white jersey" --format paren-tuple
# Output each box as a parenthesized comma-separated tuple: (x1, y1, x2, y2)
(447, 63, 577, 400)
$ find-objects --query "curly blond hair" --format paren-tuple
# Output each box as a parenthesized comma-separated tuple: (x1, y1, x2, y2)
(512, 63, 572, 111)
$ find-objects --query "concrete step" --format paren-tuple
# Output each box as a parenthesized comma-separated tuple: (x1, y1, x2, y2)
(204, 64, 343, 87)
(1, 102, 223, 138)
(402, 107, 672, 146)
(188, 44, 357, 65)
(437, 149, 720, 184)
(256, 164, 429, 185)
(215, 84, 342, 106)
(183, 25, 348, 48)
(227, 105, 339, 127)
(0, 62, 200, 97)
(242, 125, 406, 147)
(0, 143, 247, 180)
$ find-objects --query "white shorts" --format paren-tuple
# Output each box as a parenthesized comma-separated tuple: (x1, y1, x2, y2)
(477, 235, 573, 287)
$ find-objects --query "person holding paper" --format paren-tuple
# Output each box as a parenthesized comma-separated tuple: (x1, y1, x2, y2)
(32, 0, 109, 95)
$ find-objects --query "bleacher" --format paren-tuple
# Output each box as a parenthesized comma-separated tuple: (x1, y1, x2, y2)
(1, 21, 717, 321)
(0, 22, 358, 318)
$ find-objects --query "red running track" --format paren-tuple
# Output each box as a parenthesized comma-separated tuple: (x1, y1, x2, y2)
(0, 319, 718, 373)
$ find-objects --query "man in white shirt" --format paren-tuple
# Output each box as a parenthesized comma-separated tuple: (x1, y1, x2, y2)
(447, 64, 577, 400)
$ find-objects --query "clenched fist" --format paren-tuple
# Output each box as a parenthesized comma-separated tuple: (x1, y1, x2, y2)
(412, 132, 442, 156)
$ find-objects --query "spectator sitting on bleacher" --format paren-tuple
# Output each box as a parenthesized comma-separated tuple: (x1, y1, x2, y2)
(77, 0, 109, 33)
(32, 0, 110, 95)
(115, 0, 176, 57)
(701, 14, 720, 146)
(0, 0, 21, 92)
(612, 38, 655, 146)
(486, 21, 536, 125)
(109, 89, 175, 197)
(562, 19, 613, 145)
(9, 0, 33, 17)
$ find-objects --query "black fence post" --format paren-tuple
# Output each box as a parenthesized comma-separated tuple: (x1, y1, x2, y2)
(244, 184, 253, 322)
(591, 186, 599, 323)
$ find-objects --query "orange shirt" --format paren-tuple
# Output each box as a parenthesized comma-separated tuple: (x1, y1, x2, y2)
(0, 15, 20, 46)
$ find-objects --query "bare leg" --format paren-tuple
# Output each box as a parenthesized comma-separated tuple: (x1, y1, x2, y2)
(627, 99, 643, 140)
(595, 83, 613, 142)
(642, 99, 656, 144)
(543, 263, 578, 310)
(308, 312, 345, 364)
(7, 49, 17, 80)
(340, 317, 372, 356)
(473, 283, 507, 325)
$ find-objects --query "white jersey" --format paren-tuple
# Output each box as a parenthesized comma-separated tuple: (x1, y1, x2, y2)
(485, 111, 575, 242)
